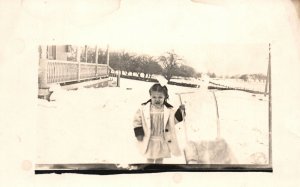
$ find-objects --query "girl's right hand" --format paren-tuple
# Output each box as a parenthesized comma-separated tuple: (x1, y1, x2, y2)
(136, 135, 143, 141)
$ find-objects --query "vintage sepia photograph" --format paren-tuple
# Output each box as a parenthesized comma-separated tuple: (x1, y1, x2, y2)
(3, 0, 300, 186)
(29, 0, 282, 174)
(35, 42, 271, 173)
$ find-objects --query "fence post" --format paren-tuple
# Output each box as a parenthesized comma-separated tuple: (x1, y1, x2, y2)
(264, 44, 271, 96)
(77, 46, 81, 82)
(95, 45, 98, 78)
(38, 45, 50, 100)
(106, 44, 109, 67)
(106, 44, 110, 79)
(85, 45, 87, 63)
(39, 58, 48, 89)
(117, 71, 120, 87)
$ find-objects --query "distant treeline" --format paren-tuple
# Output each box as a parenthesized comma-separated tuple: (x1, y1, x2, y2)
(108, 51, 201, 83)
(66, 45, 266, 83)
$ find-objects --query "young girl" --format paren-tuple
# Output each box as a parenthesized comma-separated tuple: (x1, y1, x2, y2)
(133, 83, 185, 164)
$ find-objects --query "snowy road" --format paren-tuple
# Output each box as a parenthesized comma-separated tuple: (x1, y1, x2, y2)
(37, 78, 269, 165)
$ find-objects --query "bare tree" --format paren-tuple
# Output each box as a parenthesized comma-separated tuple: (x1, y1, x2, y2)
(195, 72, 202, 78)
(147, 60, 162, 79)
(108, 52, 121, 72)
(240, 74, 248, 81)
(119, 51, 134, 75)
(159, 51, 182, 82)
(176, 65, 196, 78)
(129, 58, 138, 76)
(208, 72, 217, 78)
(135, 57, 144, 77)
(139, 55, 160, 78)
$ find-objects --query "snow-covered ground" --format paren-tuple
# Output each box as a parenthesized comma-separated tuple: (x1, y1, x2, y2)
(170, 77, 200, 85)
(36, 78, 269, 166)
(211, 79, 266, 92)
(170, 77, 266, 93)
(213, 90, 269, 164)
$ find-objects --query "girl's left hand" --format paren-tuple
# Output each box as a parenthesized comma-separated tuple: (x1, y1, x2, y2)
(179, 104, 185, 111)
(179, 104, 186, 116)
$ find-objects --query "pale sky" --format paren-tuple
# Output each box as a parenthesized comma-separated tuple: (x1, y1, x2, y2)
(96, 0, 273, 75)
(20, 0, 298, 75)
(92, 0, 278, 75)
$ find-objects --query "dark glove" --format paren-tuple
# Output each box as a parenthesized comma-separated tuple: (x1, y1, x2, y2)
(134, 126, 144, 141)
(136, 135, 143, 141)
(179, 104, 185, 113)
(175, 104, 186, 122)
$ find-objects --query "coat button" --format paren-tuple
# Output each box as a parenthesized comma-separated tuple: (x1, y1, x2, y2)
(168, 140, 172, 143)
(165, 129, 169, 132)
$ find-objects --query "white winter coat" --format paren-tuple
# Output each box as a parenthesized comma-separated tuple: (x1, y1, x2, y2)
(133, 102, 181, 157)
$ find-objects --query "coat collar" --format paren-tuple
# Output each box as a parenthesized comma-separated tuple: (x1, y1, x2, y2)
(142, 102, 170, 130)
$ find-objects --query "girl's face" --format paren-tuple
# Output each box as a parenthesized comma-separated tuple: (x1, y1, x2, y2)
(150, 91, 165, 107)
